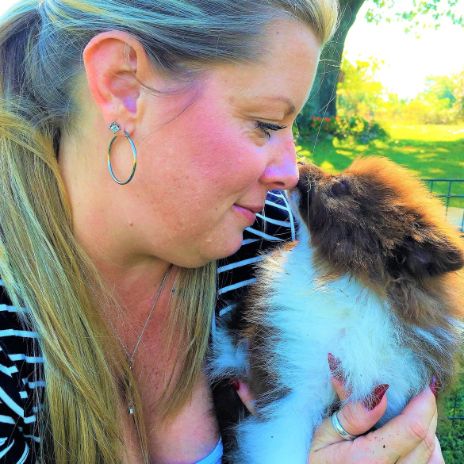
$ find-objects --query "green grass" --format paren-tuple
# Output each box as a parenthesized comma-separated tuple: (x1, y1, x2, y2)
(298, 123, 464, 461)
(297, 123, 464, 208)
(438, 368, 464, 464)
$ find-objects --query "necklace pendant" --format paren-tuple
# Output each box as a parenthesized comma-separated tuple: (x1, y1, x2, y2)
(128, 396, 135, 415)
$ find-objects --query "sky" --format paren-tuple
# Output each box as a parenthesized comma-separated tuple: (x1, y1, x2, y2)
(344, 2, 464, 98)
(0, 0, 463, 99)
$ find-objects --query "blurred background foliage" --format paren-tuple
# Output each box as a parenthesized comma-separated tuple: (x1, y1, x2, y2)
(337, 58, 464, 125)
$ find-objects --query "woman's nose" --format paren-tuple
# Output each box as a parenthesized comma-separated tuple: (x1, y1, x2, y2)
(260, 139, 299, 190)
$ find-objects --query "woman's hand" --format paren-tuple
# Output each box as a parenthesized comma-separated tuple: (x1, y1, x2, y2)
(307, 374, 444, 463)
(234, 363, 445, 463)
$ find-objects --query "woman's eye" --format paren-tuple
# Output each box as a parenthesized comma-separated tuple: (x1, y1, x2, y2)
(256, 121, 287, 139)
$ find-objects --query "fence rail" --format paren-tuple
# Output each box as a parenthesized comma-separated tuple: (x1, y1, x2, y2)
(423, 178, 464, 232)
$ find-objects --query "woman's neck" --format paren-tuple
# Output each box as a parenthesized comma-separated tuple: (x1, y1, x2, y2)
(97, 258, 178, 364)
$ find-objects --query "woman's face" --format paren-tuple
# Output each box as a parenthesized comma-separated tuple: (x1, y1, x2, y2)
(110, 19, 321, 268)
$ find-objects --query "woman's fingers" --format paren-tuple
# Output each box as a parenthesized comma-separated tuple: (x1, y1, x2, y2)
(396, 414, 437, 463)
(395, 413, 440, 464)
(311, 387, 439, 464)
(311, 382, 389, 451)
(327, 354, 440, 456)
(428, 436, 445, 464)
(311, 355, 442, 463)
(388, 403, 444, 464)
(353, 387, 438, 464)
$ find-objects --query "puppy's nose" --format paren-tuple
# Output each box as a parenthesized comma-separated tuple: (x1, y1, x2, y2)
(295, 175, 311, 194)
(296, 163, 323, 195)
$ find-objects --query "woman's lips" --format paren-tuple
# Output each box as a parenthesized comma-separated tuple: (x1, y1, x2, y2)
(233, 204, 262, 225)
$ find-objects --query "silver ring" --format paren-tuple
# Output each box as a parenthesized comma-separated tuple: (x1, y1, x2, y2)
(330, 410, 357, 440)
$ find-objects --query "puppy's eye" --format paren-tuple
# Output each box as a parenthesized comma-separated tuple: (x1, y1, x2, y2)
(331, 179, 350, 196)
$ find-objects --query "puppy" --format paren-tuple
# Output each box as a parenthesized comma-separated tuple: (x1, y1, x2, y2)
(209, 157, 464, 463)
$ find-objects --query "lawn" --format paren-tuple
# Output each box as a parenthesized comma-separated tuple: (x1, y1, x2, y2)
(296, 123, 464, 209)
(439, 367, 464, 464)
(298, 123, 464, 462)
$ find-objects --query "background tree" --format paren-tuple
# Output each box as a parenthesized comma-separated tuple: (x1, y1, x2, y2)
(336, 58, 464, 125)
(403, 72, 464, 124)
(298, 0, 464, 128)
(337, 58, 384, 120)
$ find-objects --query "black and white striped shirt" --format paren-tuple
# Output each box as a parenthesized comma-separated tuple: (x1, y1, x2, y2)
(0, 190, 294, 463)
(0, 285, 43, 463)
(214, 190, 296, 335)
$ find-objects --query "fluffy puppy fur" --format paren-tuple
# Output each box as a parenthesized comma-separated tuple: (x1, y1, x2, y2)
(209, 157, 464, 464)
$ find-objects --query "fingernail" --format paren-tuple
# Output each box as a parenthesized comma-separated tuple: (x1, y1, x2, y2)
(230, 379, 240, 391)
(430, 376, 440, 398)
(328, 353, 344, 382)
(363, 384, 389, 411)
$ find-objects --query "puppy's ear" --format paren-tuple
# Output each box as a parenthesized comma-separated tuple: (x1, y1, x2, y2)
(389, 230, 464, 278)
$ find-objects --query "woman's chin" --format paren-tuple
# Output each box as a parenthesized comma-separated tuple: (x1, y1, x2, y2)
(206, 235, 245, 264)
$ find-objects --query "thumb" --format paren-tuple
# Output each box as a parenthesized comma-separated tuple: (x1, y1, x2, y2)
(233, 379, 257, 415)
(311, 383, 389, 450)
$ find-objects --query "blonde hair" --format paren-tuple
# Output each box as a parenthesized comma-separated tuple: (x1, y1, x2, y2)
(0, 0, 338, 462)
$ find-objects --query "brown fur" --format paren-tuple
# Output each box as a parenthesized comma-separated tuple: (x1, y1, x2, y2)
(223, 156, 464, 407)
(294, 156, 464, 388)
(241, 243, 297, 411)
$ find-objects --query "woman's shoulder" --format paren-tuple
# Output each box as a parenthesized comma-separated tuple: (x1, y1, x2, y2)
(0, 280, 42, 463)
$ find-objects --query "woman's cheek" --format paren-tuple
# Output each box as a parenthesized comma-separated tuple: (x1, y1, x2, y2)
(196, 138, 261, 184)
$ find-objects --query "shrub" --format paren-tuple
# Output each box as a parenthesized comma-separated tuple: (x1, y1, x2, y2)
(296, 115, 388, 144)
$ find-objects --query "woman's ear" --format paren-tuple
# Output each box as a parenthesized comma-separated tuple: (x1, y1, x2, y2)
(82, 31, 152, 133)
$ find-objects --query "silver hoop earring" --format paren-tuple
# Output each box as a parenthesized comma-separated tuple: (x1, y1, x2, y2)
(107, 122, 137, 185)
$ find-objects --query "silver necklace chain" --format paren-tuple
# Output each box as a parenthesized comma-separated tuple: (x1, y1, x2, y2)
(122, 264, 173, 414)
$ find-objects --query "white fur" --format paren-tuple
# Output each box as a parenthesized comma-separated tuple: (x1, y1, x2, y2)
(208, 324, 248, 379)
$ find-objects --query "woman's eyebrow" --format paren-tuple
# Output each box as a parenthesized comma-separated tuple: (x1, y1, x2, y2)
(259, 96, 296, 116)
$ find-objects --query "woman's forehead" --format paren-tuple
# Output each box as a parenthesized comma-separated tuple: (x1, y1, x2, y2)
(203, 21, 319, 115)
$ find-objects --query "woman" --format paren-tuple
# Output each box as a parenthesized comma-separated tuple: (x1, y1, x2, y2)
(0, 0, 443, 463)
